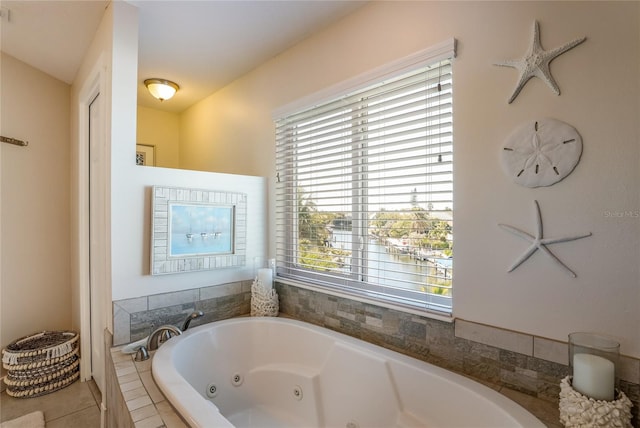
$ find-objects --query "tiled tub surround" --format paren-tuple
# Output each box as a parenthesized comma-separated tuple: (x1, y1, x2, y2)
(108, 337, 556, 428)
(109, 346, 188, 428)
(109, 280, 639, 427)
(112, 280, 252, 346)
(276, 282, 640, 427)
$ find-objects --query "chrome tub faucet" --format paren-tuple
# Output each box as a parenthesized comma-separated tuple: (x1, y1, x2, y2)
(146, 325, 182, 351)
(182, 310, 204, 331)
(145, 311, 205, 352)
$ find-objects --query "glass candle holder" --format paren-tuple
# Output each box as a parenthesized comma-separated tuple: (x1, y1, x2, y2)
(268, 258, 276, 279)
(253, 256, 264, 279)
(569, 332, 620, 401)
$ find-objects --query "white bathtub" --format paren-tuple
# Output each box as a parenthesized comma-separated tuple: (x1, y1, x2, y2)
(152, 317, 545, 428)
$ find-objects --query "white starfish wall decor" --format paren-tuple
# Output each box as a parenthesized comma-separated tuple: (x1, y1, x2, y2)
(498, 200, 591, 277)
(495, 21, 586, 104)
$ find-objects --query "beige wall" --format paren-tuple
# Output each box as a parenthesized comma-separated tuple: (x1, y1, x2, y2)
(179, 2, 640, 357)
(179, 85, 272, 175)
(0, 54, 72, 362)
(136, 106, 180, 169)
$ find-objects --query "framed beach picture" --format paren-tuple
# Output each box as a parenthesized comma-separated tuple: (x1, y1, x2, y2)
(150, 186, 247, 275)
(136, 144, 155, 166)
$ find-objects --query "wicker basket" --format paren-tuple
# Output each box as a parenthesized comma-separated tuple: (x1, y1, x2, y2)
(2, 331, 80, 398)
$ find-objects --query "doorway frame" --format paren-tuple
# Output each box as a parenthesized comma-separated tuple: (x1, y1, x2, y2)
(76, 54, 110, 393)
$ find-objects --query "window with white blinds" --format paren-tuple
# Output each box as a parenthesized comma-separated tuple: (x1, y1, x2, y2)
(275, 43, 454, 315)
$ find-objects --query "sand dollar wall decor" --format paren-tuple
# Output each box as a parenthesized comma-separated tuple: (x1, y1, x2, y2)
(501, 118, 582, 188)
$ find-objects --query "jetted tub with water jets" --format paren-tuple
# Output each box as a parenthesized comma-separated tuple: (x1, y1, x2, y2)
(151, 317, 545, 427)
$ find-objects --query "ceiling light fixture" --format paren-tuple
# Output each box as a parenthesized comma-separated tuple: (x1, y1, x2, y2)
(144, 78, 179, 101)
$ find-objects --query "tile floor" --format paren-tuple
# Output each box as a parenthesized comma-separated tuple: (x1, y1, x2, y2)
(0, 380, 101, 427)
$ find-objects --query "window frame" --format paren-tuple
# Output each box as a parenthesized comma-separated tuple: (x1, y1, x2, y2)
(274, 39, 456, 317)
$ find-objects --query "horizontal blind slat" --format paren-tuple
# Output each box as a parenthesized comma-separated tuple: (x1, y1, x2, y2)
(276, 120, 453, 163)
(276, 65, 452, 127)
(276, 86, 453, 143)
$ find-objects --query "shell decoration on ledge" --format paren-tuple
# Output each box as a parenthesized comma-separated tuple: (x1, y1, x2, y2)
(250, 278, 279, 317)
(559, 376, 633, 428)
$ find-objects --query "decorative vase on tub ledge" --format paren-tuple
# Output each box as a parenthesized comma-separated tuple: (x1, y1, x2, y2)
(559, 332, 633, 427)
(250, 260, 279, 317)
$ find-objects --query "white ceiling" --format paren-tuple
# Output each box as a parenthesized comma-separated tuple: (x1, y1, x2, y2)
(1, 0, 109, 84)
(1, 0, 366, 113)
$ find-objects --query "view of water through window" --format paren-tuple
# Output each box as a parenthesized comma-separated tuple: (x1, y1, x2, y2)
(329, 228, 452, 292)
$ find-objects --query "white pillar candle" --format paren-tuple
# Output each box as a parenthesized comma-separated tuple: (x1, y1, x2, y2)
(572, 353, 615, 401)
(257, 268, 273, 289)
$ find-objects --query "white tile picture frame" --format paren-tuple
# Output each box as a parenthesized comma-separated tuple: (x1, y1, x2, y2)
(150, 186, 247, 275)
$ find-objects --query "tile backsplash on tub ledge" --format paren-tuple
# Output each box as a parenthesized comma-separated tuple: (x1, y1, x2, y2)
(112, 280, 252, 346)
